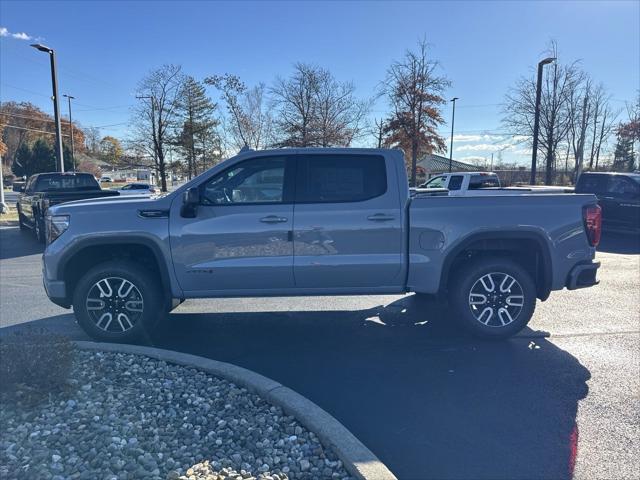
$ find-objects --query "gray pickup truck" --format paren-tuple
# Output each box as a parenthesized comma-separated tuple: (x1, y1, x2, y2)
(42, 148, 601, 342)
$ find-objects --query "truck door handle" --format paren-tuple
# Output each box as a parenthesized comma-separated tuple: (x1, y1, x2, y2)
(260, 215, 288, 224)
(367, 213, 395, 222)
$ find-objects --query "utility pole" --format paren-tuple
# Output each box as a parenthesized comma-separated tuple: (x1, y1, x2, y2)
(0, 153, 7, 214)
(448, 97, 459, 173)
(531, 57, 556, 184)
(31, 44, 64, 172)
(63, 94, 76, 170)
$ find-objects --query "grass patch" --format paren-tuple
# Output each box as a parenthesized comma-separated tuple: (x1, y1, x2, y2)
(0, 208, 19, 223)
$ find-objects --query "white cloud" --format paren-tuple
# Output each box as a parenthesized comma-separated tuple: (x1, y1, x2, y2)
(12, 32, 31, 40)
(0, 27, 34, 41)
(456, 143, 517, 152)
(452, 134, 505, 143)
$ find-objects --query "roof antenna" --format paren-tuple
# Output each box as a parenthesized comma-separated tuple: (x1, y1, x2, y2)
(240, 144, 252, 153)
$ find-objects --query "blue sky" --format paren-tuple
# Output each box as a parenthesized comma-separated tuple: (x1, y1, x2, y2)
(1, 0, 638, 164)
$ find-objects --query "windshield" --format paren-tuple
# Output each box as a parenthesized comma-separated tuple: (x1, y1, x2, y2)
(34, 174, 100, 192)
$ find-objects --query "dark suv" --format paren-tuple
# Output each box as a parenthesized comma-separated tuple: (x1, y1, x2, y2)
(575, 172, 640, 234)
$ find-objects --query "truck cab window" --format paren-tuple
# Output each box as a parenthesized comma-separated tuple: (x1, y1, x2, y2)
(425, 176, 446, 189)
(297, 155, 386, 203)
(609, 176, 639, 198)
(201, 157, 286, 205)
(448, 176, 463, 190)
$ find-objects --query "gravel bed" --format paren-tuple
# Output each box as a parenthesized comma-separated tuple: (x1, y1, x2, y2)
(0, 350, 353, 480)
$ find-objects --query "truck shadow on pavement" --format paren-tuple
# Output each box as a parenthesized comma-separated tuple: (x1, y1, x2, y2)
(0, 226, 42, 260)
(149, 294, 591, 480)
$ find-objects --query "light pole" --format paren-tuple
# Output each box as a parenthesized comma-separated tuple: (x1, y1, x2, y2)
(530, 57, 556, 184)
(448, 97, 459, 173)
(63, 94, 76, 170)
(31, 43, 65, 172)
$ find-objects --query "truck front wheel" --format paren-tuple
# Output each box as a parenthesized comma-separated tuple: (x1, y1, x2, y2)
(72, 260, 165, 343)
(449, 257, 536, 339)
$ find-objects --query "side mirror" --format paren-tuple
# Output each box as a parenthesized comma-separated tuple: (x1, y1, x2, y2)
(15, 184, 25, 193)
(180, 187, 200, 218)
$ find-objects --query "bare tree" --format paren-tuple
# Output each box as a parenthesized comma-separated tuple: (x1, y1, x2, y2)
(270, 63, 369, 148)
(372, 118, 385, 148)
(84, 127, 102, 156)
(131, 64, 184, 191)
(503, 41, 583, 184)
(568, 76, 592, 178)
(205, 74, 273, 152)
(381, 40, 450, 186)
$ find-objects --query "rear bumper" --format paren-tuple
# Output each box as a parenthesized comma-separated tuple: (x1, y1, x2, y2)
(566, 261, 600, 290)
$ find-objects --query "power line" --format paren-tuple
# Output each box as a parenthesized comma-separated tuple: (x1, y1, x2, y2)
(2, 124, 71, 137)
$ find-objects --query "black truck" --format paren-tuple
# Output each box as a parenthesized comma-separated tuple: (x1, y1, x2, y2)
(16, 172, 120, 242)
(575, 171, 640, 234)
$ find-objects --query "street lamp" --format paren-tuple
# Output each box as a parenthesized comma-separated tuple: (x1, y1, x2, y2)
(63, 94, 75, 171)
(530, 57, 556, 184)
(449, 97, 459, 173)
(31, 43, 65, 172)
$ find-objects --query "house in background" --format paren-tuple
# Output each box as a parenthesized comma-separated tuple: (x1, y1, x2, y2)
(417, 153, 478, 180)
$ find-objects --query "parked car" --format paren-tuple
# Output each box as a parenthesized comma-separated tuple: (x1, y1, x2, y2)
(42, 148, 601, 342)
(418, 172, 574, 195)
(116, 183, 158, 196)
(16, 172, 120, 242)
(575, 172, 640, 234)
(99, 175, 113, 183)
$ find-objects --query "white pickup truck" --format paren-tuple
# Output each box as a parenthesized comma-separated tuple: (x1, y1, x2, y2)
(418, 172, 573, 196)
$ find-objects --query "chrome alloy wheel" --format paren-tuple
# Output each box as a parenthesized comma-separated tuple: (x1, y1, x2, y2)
(85, 277, 144, 332)
(468, 272, 524, 327)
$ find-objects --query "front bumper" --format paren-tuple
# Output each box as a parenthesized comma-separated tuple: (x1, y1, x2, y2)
(42, 257, 71, 308)
(566, 261, 600, 290)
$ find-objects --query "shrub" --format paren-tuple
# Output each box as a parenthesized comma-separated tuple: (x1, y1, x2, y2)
(0, 328, 75, 403)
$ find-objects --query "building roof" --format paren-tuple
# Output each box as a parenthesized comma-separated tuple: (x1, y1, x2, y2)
(417, 153, 477, 173)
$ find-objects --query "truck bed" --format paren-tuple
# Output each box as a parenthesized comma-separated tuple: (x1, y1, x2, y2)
(406, 193, 597, 294)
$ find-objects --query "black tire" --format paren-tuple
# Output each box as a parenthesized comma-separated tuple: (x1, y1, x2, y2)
(448, 256, 536, 339)
(72, 260, 166, 343)
(17, 209, 28, 231)
(34, 217, 45, 243)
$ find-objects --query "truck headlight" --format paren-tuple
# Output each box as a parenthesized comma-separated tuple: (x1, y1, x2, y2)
(45, 214, 70, 244)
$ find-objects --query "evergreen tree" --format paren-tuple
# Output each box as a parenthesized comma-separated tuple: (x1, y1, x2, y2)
(612, 134, 635, 172)
(11, 139, 72, 177)
(174, 76, 219, 179)
(12, 142, 32, 178)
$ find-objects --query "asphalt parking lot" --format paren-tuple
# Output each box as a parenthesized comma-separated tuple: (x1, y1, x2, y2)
(1, 226, 638, 480)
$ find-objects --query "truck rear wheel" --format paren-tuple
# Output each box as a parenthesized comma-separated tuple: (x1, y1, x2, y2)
(449, 257, 536, 339)
(72, 260, 165, 343)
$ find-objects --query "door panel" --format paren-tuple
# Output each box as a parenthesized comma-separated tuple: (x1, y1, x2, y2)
(604, 176, 640, 230)
(170, 155, 295, 293)
(293, 154, 403, 288)
(170, 204, 294, 292)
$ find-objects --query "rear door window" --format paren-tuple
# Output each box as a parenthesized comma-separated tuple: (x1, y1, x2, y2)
(576, 174, 608, 194)
(608, 176, 640, 198)
(448, 175, 463, 191)
(296, 155, 386, 203)
(469, 175, 500, 189)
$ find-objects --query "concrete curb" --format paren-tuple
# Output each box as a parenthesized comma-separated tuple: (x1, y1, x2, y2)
(75, 341, 397, 480)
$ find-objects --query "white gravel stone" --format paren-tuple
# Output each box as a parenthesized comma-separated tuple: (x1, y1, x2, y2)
(0, 350, 352, 480)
